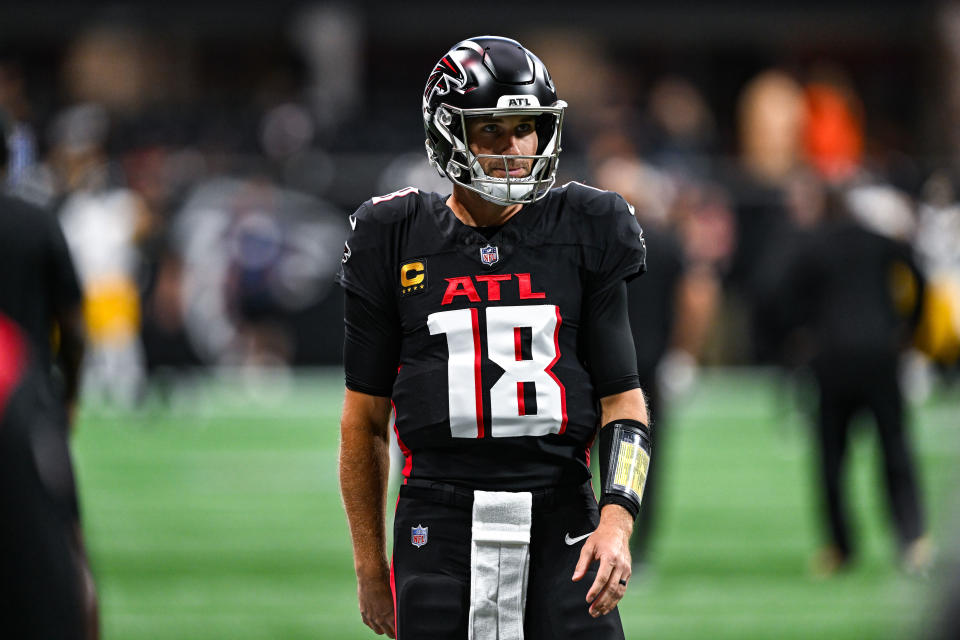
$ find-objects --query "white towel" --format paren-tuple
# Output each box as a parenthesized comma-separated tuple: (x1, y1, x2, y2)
(468, 490, 533, 640)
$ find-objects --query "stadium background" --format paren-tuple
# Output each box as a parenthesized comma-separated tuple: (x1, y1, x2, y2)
(2, 0, 959, 638)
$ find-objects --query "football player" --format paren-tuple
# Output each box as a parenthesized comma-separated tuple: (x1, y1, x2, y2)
(0, 113, 96, 638)
(0, 313, 92, 639)
(338, 36, 650, 639)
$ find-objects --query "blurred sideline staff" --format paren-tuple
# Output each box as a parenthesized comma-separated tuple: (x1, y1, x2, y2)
(623, 218, 687, 565)
(0, 115, 97, 636)
(0, 116, 85, 422)
(0, 314, 94, 638)
(773, 186, 929, 574)
(590, 152, 716, 565)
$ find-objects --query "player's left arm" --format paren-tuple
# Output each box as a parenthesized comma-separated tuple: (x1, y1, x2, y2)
(571, 278, 650, 617)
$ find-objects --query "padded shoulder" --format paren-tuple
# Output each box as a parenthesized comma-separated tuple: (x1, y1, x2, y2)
(560, 181, 647, 285)
(339, 188, 423, 305)
(360, 187, 422, 223)
(562, 181, 629, 213)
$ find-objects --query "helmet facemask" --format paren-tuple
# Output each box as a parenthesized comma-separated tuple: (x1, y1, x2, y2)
(427, 101, 566, 206)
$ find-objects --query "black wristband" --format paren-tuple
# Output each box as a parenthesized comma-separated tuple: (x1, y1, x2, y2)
(599, 494, 641, 520)
(598, 419, 652, 521)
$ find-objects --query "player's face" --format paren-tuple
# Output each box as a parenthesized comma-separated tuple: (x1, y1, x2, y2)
(466, 114, 539, 179)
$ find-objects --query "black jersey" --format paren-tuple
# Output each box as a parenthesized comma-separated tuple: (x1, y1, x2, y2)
(338, 183, 646, 490)
(0, 195, 82, 371)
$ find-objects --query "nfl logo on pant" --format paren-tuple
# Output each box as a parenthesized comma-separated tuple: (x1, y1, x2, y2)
(411, 524, 428, 548)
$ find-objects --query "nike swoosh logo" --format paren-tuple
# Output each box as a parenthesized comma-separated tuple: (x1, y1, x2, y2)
(564, 531, 594, 546)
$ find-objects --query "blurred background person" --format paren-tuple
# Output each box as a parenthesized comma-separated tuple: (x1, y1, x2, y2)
(773, 186, 930, 576)
(913, 171, 960, 382)
(592, 144, 719, 567)
(170, 174, 348, 374)
(0, 114, 85, 424)
(52, 103, 150, 408)
(0, 51, 39, 188)
(0, 115, 95, 636)
(725, 69, 809, 364)
(0, 313, 95, 639)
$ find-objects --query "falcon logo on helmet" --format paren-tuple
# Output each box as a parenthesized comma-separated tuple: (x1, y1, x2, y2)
(423, 56, 468, 119)
(422, 36, 567, 206)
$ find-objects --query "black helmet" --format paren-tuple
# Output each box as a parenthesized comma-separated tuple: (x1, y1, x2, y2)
(422, 36, 566, 205)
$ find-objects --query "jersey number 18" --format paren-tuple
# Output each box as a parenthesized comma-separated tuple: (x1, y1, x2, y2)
(428, 304, 568, 439)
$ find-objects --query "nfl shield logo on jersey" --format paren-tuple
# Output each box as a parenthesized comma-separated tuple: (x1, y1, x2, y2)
(411, 524, 428, 548)
(479, 244, 499, 266)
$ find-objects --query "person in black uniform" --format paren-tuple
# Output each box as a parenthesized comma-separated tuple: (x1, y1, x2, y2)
(624, 223, 686, 565)
(338, 37, 652, 639)
(0, 313, 88, 639)
(776, 192, 928, 574)
(0, 127, 85, 424)
(0, 119, 95, 636)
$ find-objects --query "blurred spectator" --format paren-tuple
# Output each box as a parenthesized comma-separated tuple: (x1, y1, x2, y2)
(0, 149, 85, 423)
(171, 176, 348, 369)
(593, 149, 717, 563)
(725, 69, 809, 361)
(752, 166, 830, 369)
(773, 187, 930, 576)
(0, 116, 95, 636)
(645, 75, 716, 180)
(802, 65, 865, 184)
(0, 55, 38, 186)
(669, 181, 738, 364)
(913, 172, 960, 372)
(50, 104, 150, 407)
(139, 248, 203, 394)
(524, 32, 619, 154)
(63, 25, 168, 114)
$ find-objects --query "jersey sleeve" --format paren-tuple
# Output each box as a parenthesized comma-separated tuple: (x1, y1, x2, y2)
(582, 280, 641, 397)
(574, 185, 647, 291)
(336, 201, 394, 307)
(338, 198, 406, 396)
(343, 289, 400, 396)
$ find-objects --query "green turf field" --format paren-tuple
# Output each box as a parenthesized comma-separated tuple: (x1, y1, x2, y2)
(72, 369, 960, 639)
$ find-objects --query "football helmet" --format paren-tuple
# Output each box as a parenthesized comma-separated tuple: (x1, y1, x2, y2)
(422, 36, 566, 205)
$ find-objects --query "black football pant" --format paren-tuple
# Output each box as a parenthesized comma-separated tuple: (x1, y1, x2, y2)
(813, 353, 925, 558)
(391, 480, 625, 640)
(0, 381, 85, 640)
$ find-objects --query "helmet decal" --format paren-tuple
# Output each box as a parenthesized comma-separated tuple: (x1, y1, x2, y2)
(422, 56, 468, 118)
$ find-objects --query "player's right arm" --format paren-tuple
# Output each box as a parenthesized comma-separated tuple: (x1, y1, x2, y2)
(337, 199, 404, 638)
(339, 389, 396, 638)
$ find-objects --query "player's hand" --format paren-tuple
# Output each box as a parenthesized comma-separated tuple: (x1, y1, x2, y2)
(356, 565, 396, 638)
(571, 504, 633, 617)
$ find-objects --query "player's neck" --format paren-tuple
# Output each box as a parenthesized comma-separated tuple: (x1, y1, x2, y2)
(447, 186, 523, 228)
